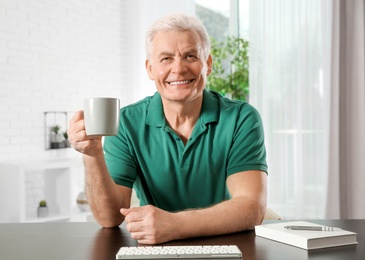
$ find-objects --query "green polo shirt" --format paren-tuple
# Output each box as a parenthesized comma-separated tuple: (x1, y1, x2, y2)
(104, 89, 267, 212)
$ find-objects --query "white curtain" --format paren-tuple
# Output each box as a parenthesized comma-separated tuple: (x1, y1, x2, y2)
(326, 0, 365, 219)
(249, 0, 365, 219)
(249, 0, 333, 219)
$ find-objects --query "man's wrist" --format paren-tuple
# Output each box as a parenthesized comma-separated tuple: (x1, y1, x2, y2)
(172, 210, 206, 240)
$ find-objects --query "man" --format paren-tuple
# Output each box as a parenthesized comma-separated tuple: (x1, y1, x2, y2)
(68, 13, 268, 244)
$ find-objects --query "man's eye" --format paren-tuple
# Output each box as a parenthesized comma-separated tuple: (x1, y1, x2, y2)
(187, 55, 198, 61)
(161, 57, 171, 62)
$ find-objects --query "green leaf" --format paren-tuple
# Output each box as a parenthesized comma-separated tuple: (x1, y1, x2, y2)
(207, 36, 249, 100)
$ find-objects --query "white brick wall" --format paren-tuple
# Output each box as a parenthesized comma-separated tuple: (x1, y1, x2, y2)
(25, 170, 45, 219)
(0, 0, 128, 161)
(0, 1, 196, 222)
(0, 0, 201, 223)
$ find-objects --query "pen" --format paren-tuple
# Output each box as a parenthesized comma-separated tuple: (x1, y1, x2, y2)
(284, 225, 335, 231)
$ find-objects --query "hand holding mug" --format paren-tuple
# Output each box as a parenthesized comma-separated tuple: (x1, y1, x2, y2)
(68, 97, 120, 156)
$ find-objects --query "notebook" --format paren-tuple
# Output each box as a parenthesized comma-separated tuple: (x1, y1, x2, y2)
(255, 221, 357, 250)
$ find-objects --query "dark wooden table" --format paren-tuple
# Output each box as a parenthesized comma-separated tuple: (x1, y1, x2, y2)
(0, 219, 363, 259)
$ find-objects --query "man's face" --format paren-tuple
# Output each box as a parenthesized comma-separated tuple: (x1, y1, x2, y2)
(146, 30, 212, 103)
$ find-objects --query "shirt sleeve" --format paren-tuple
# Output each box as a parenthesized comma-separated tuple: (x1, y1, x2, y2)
(226, 103, 268, 175)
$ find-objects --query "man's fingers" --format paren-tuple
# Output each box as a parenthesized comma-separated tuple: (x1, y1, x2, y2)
(121, 205, 165, 244)
(121, 207, 145, 223)
(70, 110, 84, 123)
(120, 208, 131, 216)
(126, 221, 144, 233)
(68, 111, 85, 139)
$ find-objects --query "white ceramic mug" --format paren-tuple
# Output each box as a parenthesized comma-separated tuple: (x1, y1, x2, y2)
(83, 97, 120, 136)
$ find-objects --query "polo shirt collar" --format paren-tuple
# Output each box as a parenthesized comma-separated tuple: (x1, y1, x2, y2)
(146, 89, 219, 127)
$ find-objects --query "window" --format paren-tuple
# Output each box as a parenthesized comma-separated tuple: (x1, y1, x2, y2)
(196, 0, 331, 219)
(195, 0, 250, 39)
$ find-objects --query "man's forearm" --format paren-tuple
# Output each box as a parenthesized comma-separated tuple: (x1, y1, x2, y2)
(83, 152, 128, 227)
(173, 196, 266, 240)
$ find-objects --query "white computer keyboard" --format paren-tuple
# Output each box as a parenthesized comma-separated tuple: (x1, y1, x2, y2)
(116, 245, 242, 259)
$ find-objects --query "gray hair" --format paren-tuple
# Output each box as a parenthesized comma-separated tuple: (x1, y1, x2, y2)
(145, 13, 211, 61)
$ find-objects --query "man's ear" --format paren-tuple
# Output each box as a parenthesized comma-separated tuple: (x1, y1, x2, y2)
(145, 59, 154, 80)
(206, 55, 213, 76)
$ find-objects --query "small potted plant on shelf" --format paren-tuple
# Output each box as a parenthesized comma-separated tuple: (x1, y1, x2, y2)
(63, 132, 71, 148)
(50, 125, 65, 149)
(37, 200, 49, 218)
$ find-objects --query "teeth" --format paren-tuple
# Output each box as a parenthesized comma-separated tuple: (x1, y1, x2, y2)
(169, 80, 191, 85)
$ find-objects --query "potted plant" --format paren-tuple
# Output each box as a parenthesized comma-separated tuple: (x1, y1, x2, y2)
(37, 200, 49, 218)
(63, 132, 71, 148)
(50, 125, 64, 149)
(207, 36, 249, 100)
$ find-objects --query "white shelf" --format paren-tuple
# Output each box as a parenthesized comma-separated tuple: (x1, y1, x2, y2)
(0, 158, 82, 171)
(24, 215, 71, 223)
(0, 157, 87, 223)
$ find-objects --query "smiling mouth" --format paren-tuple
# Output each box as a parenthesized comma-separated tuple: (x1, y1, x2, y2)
(167, 79, 194, 85)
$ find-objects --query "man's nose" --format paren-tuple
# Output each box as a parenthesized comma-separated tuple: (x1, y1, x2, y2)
(171, 59, 187, 73)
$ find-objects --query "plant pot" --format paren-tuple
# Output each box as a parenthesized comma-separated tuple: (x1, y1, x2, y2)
(50, 133, 63, 143)
(37, 206, 49, 218)
(63, 139, 71, 148)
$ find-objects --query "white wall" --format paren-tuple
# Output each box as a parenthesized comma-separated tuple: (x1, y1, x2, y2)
(0, 0, 128, 162)
(0, 0, 196, 162)
(0, 0, 196, 221)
